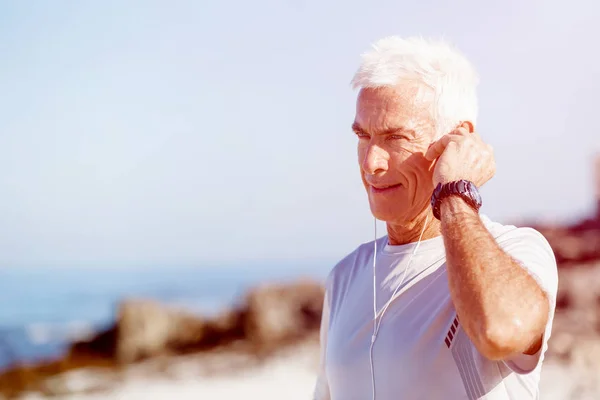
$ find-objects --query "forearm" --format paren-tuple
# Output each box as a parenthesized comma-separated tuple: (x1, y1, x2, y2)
(440, 197, 548, 359)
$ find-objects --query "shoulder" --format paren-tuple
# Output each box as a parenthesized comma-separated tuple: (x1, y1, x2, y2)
(481, 215, 558, 291)
(324, 236, 386, 292)
(480, 215, 554, 255)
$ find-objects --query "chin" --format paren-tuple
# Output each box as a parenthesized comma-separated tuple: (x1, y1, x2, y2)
(369, 204, 408, 224)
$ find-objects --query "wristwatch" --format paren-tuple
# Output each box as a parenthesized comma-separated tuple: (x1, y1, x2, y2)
(430, 180, 482, 220)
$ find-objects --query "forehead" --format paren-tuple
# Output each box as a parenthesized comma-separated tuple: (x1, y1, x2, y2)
(354, 85, 434, 134)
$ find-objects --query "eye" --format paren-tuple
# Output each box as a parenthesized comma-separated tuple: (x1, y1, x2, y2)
(389, 134, 409, 141)
(355, 131, 370, 139)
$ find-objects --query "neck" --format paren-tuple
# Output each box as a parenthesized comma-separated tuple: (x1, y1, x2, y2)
(386, 211, 441, 245)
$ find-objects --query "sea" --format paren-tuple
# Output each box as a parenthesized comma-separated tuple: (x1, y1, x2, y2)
(0, 263, 329, 372)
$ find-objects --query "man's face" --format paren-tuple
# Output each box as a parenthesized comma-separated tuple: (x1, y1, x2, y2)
(353, 85, 438, 224)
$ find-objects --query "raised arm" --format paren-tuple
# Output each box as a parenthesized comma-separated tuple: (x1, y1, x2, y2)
(426, 123, 552, 361)
(440, 197, 549, 360)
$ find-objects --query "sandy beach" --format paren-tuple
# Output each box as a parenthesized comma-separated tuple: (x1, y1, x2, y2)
(11, 340, 321, 400)
(8, 342, 600, 400)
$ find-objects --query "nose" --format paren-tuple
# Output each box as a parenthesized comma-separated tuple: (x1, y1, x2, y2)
(361, 143, 388, 176)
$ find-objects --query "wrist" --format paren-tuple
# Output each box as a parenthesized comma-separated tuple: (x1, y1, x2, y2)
(430, 180, 482, 220)
(440, 196, 477, 219)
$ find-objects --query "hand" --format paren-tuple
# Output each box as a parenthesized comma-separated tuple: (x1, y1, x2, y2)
(425, 122, 496, 187)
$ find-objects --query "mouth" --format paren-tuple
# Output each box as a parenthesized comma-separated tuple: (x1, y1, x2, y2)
(369, 183, 403, 194)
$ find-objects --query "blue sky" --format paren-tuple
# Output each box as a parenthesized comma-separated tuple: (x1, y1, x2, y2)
(0, 0, 598, 268)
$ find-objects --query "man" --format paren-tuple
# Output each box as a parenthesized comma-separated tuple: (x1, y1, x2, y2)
(313, 37, 558, 400)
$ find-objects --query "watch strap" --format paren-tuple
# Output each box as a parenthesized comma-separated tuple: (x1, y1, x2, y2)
(430, 180, 482, 220)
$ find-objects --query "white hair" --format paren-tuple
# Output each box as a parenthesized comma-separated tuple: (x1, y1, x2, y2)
(351, 36, 479, 138)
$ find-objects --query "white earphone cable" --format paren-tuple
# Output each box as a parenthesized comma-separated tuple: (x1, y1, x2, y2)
(369, 214, 429, 400)
(370, 218, 378, 400)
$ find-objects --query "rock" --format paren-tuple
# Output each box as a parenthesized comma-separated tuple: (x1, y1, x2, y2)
(556, 262, 600, 310)
(242, 279, 324, 349)
(114, 299, 208, 363)
(66, 280, 325, 366)
(69, 299, 214, 364)
(542, 258, 600, 399)
(546, 262, 600, 367)
(69, 327, 117, 359)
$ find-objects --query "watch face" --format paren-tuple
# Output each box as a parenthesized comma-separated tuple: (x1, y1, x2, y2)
(467, 182, 482, 207)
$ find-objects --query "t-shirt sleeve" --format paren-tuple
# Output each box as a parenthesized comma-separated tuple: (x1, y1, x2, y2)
(313, 290, 331, 400)
(496, 227, 558, 374)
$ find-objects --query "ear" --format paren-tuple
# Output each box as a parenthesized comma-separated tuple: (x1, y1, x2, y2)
(459, 121, 475, 133)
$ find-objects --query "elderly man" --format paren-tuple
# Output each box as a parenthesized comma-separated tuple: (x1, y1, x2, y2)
(313, 37, 558, 400)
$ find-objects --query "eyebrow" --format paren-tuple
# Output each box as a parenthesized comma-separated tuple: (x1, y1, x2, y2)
(351, 122, 416, 137)
(352, 122, 366, 134)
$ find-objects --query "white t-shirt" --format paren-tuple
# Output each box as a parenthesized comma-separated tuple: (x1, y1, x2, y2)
(313, 216, 558, 400)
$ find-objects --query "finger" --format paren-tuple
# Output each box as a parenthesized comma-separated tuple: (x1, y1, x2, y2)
(426, 132, 469, 161)
(450, 126, 470, 136)
(425, 134, 453, 161)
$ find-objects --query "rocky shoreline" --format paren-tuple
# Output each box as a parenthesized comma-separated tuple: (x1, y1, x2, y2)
(0, 279, 325, 398)
(1, 213, 599, 399)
